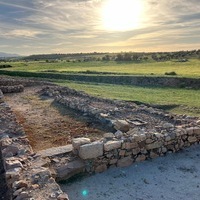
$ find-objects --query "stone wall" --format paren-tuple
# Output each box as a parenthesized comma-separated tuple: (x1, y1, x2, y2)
(0, 76, 54, 87)
(40, 85, 200, 178)
(72, 123, 200, 173)
(0, 91, 69, 200)
(0, 85, 24, 93)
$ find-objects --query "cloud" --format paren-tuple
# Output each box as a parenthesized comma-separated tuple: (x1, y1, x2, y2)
(0, 0, 199, 54)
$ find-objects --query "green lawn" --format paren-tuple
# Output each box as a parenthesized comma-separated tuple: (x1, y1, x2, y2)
(53, 80, 200, 117)
(1, 59, 200, 78)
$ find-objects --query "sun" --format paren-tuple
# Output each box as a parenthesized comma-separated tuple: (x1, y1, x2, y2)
(102, 0, 144, 31)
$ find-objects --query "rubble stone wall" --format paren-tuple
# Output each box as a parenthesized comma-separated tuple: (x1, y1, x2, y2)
(0, 75, 54, 87)
(72, 124, 200, 174)
(0, 93, 69, 200)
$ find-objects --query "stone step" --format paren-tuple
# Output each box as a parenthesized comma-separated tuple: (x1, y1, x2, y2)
(37, 145, 73, 158)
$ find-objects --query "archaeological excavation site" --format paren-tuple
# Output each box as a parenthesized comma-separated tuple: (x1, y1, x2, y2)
(0, 75, 200, 200)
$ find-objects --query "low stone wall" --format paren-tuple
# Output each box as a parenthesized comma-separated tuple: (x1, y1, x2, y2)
(72, 123, 200, 173)
(0, 76, 54, 87)
(0, 85, 24, 93)
(0, 94, 69, 200)
(40, 85, 200, 178)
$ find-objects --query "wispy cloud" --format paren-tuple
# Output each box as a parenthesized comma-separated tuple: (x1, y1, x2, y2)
(0, 0, 199, 54)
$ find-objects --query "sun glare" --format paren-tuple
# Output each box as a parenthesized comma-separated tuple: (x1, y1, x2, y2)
(102, 0, 144, 31)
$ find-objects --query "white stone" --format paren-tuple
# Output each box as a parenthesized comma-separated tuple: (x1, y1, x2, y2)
(104, 141, 122, 151)
(72, 138, 91, 150)
(79, 141, 103, 159)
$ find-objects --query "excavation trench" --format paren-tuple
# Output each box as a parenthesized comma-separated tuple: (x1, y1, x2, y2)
(4, 86, 106, 152)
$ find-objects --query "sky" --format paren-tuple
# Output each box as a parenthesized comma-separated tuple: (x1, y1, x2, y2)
(0, 0, 200, 55)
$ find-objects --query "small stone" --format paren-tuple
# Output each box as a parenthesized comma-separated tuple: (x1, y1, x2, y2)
(57, 193, 69, 200)
(136, 154, 146, 162)
(132, 148, 140, 155)
(196, 120, 200, 125)
(117, 156, 133, 167)
(103, 132, 115, 139)
(15, 191, 30, 200)
(119, 150, 126, 156)
(72, 138, 91, 150)
(163, 123, 174, 129)
(31, 184, 39, 189)
(113, 120, 130, 132)
(13, 180, 28, 189)
(146, 139, 153, 144)
(188, 136, 197, 143)
(5, 159, 23, 170)
(146, 141, 163, 150)
(122, 142, 138, 149)
(150, 152, 159, 159)
(109, 159, 118, 165)
(186, 127, 194, 135)
(114, 130, 123, 138)
(95, 164, 107, 173)
(193, 127, 200, 135)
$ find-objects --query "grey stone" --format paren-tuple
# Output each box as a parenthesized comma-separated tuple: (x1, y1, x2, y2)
(37, 144, 73, 157)
(79, 141, 103, 159)
(56, 159, 85, 181)
(163, 123, 174, 129)
(104, 141, 122, 151)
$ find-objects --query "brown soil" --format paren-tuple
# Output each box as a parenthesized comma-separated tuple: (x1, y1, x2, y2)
(4, 86, 105, 152)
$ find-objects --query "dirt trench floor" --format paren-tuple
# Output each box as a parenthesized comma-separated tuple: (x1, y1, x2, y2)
(4, 86, 105, 151)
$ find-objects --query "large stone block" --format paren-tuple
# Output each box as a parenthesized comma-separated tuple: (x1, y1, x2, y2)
(56, 159, 85, 181)
(79, 141, 103, 159)
(72, 138, 91, 150)
(104, 141, 122, 151)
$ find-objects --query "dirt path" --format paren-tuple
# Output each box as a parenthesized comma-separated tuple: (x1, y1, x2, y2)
(4, 86, 104, 151)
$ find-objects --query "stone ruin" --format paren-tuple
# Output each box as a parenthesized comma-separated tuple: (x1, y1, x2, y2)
(0, 75, 200, 200)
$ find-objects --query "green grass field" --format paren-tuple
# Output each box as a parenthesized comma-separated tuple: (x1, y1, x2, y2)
(53, 80, 200, 117)
(1, 59, 200, 78)
(1, 59, 199, 116)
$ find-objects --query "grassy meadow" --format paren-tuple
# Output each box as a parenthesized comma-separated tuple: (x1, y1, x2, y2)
(1, 59, 200, 78)
(0, 58, 200, 116)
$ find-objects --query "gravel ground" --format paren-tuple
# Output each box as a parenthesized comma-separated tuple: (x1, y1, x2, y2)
(60, 145, 200, 200)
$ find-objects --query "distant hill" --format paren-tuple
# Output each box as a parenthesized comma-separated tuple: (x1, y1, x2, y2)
(0, 52, 20, 58)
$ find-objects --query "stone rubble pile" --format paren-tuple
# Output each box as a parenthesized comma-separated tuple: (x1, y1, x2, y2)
(41, 85, 198, 131)
(0, 92, 69, 200)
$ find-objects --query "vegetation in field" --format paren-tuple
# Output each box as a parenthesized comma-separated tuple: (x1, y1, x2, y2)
(0, 58, 200, 78)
